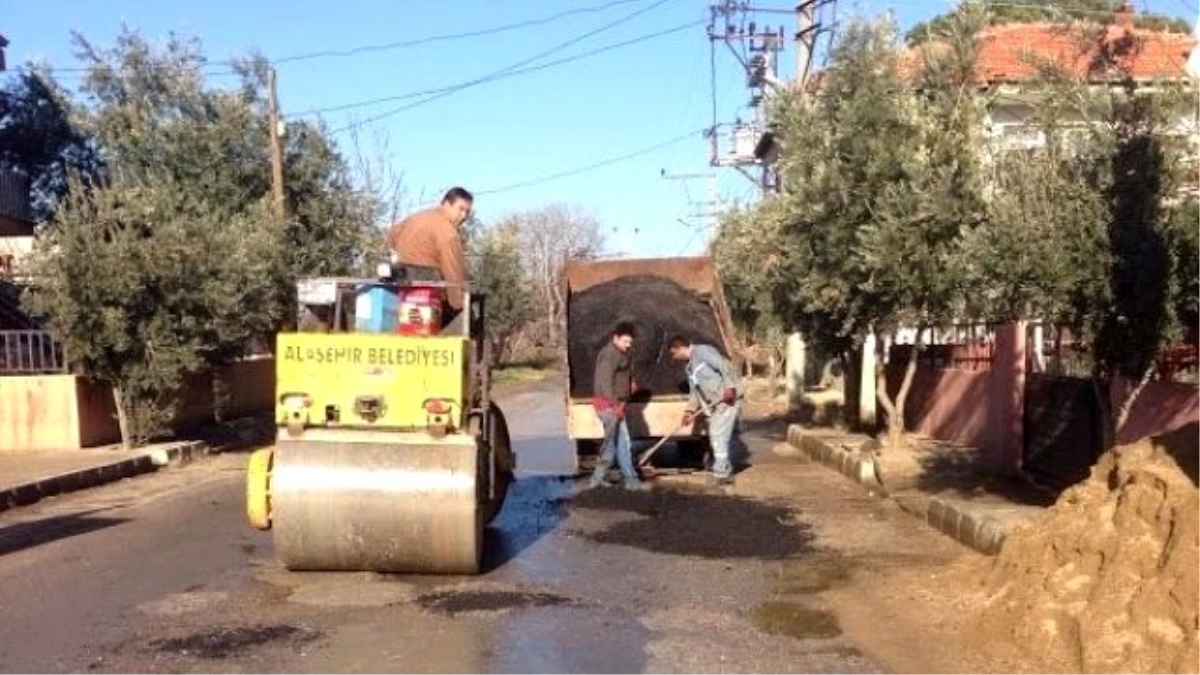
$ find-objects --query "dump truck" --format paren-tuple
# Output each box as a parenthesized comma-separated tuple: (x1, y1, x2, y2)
(245, 264, 514, 574)
(562, 256, 738, 472)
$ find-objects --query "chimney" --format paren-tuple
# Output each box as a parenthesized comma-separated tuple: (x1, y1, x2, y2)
(1114, 2, 1135, 29)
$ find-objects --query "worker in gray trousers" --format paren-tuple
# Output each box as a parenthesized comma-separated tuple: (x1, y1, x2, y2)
(668, 335, 743, 486)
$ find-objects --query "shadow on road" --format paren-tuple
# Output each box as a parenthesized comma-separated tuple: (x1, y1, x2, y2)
(0, 508, 128, 557)
(572, 487, 815, 559)
(482, 475, 572, 573)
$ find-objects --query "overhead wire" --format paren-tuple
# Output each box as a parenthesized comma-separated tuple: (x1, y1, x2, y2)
(295, 19, 699, 120)
(475, 127, 706, 195)
(325, 0, 682, 133)
(270, 0, 649, 65)
(40, 0, 654, 74)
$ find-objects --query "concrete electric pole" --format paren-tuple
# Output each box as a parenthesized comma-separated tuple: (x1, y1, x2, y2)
(794, 1, 817, 85)
(267, 67, 287, 224)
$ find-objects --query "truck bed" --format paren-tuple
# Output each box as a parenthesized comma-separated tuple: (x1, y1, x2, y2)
(562, 256, 737, 448)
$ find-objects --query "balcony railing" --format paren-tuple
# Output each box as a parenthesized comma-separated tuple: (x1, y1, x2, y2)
(0, 330, 67, 374)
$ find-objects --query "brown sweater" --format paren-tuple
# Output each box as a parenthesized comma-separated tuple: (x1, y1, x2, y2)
(386, 208, 467, 309)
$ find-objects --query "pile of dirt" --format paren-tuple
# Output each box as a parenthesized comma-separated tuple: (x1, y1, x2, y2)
(975, 425, 1199, 673)
(567, 275, 727, 398)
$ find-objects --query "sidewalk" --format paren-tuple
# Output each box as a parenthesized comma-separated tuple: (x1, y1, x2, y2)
(0, 416, 274, 512)
(780, 424, 1054, 554)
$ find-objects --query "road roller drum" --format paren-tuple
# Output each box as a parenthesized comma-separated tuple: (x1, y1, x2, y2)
(272, 436, 483, 574)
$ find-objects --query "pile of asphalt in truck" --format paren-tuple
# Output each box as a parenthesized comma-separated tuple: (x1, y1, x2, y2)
(567, 274, 728, 398)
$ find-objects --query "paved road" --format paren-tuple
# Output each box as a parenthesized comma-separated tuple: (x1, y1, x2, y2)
(0, 378, 961, 673)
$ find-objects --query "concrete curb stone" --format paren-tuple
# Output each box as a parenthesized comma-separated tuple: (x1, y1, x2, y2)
(785, 424, 1011, 556)
(791, 426, 881, 489)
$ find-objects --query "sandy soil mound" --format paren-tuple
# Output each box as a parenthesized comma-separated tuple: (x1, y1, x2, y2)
(976, 424, 1199, 673)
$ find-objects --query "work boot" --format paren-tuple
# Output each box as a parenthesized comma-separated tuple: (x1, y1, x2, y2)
(706, 474, 734, 491)
(622, 478, 652, 492)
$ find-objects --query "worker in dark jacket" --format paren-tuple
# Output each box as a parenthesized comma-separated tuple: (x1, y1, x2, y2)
(589, 321, 650, 491)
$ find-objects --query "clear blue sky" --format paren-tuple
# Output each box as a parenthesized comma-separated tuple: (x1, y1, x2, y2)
(5, 0, 1196, 257)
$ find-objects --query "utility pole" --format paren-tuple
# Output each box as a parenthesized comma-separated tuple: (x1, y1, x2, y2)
(794, 1, 817, 86)
(706, 172, 719, 248)
(267, 67, 286, 224)
(662, 169, 719, 249)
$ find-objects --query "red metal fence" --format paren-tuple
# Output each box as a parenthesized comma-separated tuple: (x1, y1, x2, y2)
(888, 324, 998, 371)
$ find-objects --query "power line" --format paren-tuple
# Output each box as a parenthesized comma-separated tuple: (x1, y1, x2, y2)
(475, 128, 705, 195)
(40, 0, 654, 74)
(271, 0, 649, 65)
(674, 223, 706, 256)
(297, 18, 699, 121)
(327, 19, 693, 131)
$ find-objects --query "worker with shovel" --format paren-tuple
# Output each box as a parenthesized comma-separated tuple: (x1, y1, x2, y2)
(588, 321, 652, 491)
(669, 335, 743, 487)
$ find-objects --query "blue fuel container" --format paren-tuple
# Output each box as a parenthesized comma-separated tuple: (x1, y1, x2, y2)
(354, 284, 399, 333)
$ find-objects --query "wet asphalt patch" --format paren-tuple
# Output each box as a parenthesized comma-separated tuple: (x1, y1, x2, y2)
(571, 486, 814, 559)
(149, 624, 320, 659)
(777, 551, 854, 594)
(417, 589, 575, 615)
(749, 602, 843, 640)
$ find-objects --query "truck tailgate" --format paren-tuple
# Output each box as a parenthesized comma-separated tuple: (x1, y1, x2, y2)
(566, 396, 703, 440)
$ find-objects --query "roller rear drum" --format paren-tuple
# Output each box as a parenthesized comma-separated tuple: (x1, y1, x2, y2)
(270, 439, 484, 574)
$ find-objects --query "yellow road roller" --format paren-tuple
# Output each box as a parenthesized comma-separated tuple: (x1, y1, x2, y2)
(245, 265, 515, 574)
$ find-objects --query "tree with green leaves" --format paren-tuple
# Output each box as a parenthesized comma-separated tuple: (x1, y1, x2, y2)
(23, 171, 281, 445)
(965, 17, 1197, 448)
(766, 14, 932, 445)
(906, 0, 1191, 44)
(467, 221, 533, 362)
(767, 14, 919, 370)
(722, 6, 991, 446)
(858, 4, 991, 445)
(713, 201, 788, 384)
(20, 28, 383, 445)
(0, 68, 99, 222)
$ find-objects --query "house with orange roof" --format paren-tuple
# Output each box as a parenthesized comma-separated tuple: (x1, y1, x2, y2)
(757, 3, 1198, 191)
(948, 4, 1196, 150)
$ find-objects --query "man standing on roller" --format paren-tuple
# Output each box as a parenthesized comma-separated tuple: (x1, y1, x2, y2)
(589, 322, 651, 491)
(386, 187, 474, 330)
(669, 335, 743, 487)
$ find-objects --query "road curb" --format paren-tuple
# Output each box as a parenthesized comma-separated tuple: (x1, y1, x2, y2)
(0, 440, 209, 513)
(784, 424, 1009, 555)
(785, 425, 880, 487)
(0, 419, 276, 514)
(889, 492, 1008, 555)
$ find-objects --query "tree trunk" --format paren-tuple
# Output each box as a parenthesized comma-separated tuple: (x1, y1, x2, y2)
(1091, 374, 1116, 458)
(1114, 363, 1156, 443)
(113, 385, 132, 450)
(212, 370, 230, 424)
(841, 350, 861, 428)
(876, 330, 923, 448)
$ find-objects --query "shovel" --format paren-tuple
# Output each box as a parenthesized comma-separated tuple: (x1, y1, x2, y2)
(637, 399, 717, 470)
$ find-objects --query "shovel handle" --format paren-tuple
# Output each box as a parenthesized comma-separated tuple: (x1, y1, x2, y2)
(637, 401, 716, 468)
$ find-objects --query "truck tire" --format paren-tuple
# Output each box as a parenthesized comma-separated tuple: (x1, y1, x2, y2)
(676, 439, 711, 469)
(575, 439, 601, 456)
(575, 440, 600, 476)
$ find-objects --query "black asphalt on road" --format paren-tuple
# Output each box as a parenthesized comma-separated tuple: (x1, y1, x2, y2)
(0, 377, 961, 673)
